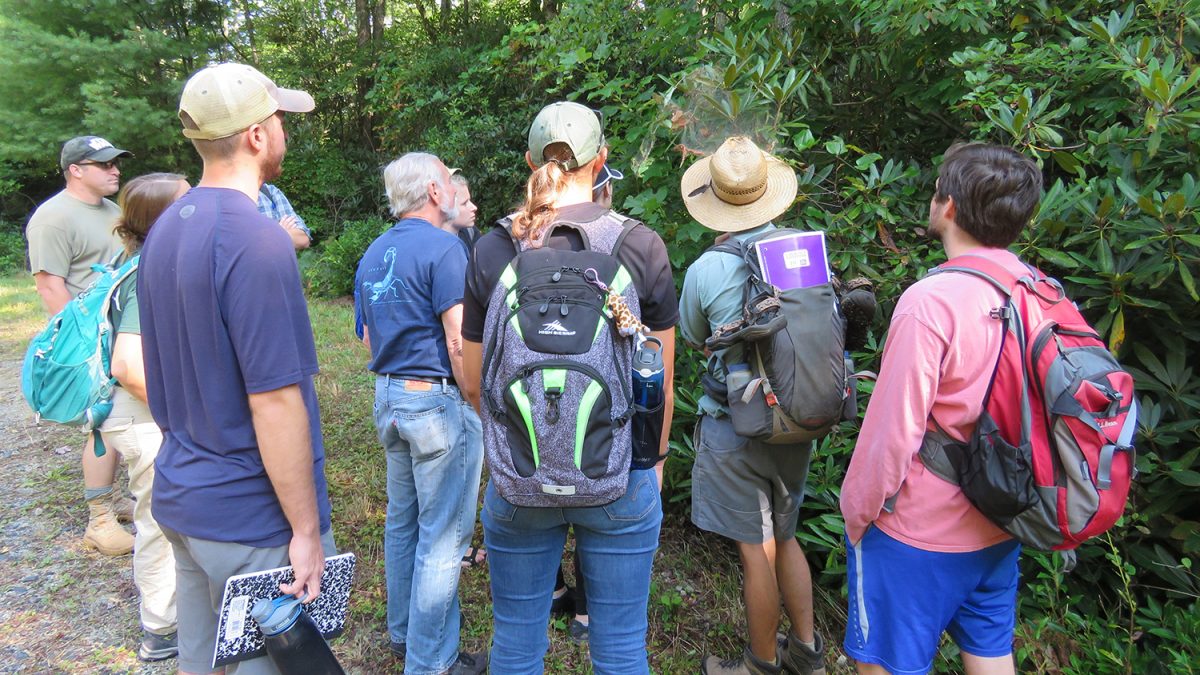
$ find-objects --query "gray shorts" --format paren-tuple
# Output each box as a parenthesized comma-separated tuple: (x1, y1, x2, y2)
(690, 414, 813, 544)
(161, 526, 337, 674)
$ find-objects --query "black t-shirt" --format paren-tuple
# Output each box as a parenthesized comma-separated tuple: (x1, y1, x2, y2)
(462, 202, 679, 342)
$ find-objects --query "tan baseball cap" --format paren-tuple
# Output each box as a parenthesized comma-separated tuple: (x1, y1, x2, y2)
(527, 101, 604, 170)
(178, 63, 314, 141)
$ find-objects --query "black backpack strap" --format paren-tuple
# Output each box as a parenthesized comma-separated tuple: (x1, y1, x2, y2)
(610, 218, 640, 258)
(707, 238, 748, 260)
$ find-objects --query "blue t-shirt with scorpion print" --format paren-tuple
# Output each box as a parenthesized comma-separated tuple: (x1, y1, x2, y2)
(354, 217, 467, 378)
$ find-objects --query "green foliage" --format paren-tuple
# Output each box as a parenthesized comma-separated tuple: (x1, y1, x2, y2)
(302, 217, 390, 298)
(0, 228, 25, 274)
(0, 0, 229, 212)
(3, 0, 1199, 669)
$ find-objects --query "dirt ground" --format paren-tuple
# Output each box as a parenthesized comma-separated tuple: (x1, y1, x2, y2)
(0, 323, 173, 672)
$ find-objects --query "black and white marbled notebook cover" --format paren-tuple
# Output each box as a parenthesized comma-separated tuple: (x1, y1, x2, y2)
(211, 552, 357, 668)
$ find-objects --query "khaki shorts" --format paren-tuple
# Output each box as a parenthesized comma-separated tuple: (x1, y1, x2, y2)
(690, 414, 813, 544)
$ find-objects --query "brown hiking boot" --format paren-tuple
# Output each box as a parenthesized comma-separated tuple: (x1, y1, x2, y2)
(113, 494, 135, 524)
(781, 631, 826, 675)
(702, 646, 783, 675)
(83, 498, 133, 556)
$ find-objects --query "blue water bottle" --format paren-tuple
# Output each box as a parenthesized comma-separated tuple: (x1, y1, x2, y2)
(631, 336, 665, 469)
(250, 595, 345, 675)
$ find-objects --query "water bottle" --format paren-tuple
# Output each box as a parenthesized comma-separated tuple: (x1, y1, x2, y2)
(250, 595, 345, 675)
(725, 362, 752, 395)
(631, 336, 665, 469)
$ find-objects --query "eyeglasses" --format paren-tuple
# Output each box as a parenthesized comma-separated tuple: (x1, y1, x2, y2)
(76, 160, 120, 171)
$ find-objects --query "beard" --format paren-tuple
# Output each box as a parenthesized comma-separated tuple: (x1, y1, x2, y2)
(439, 198, 460, 225)
(924, 217, 942, 240)
(262, 149, 284, 183)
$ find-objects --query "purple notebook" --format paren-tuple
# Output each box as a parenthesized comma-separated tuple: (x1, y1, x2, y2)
(754, 231, 830, 290)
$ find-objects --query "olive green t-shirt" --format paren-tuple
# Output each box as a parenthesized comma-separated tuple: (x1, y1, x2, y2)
(26, 190, 123, 301)
(111, 253, 140, 336)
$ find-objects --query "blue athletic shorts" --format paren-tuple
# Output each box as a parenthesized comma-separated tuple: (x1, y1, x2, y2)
(843, 526, 1021, 674)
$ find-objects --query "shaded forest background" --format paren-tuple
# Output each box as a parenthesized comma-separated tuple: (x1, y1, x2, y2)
(1, 0, 1198, 671)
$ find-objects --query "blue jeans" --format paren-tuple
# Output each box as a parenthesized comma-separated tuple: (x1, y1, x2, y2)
(374, 376, 484, 675)
(482, 468, 662, 674)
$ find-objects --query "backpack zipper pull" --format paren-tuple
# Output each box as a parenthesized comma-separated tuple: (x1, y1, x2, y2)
(539, 300, 550, 315)
(560, 297, 570, 316)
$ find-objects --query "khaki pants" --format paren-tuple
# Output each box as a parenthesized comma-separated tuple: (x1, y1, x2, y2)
(99, 387, 177, 634)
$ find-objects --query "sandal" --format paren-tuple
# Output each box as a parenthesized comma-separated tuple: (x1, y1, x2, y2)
(461, 545, 486, 569)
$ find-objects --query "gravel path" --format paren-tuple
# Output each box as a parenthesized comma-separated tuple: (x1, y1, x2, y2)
(0, 319, 173, 673)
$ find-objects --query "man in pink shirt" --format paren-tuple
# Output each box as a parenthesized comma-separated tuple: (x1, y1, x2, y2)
(840, 143, 1043, 674)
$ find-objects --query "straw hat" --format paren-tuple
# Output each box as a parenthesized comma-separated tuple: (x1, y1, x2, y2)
(680, 136, 798, 232)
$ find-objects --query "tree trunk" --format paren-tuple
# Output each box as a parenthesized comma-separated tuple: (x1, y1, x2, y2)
(372, 0, 385, 43)
(354, 0, 376, 150)
(412, 0, 438, 41)
(243, 0, 258, 60)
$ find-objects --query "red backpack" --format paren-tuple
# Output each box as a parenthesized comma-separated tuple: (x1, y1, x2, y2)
(918, 254, 1138, 553)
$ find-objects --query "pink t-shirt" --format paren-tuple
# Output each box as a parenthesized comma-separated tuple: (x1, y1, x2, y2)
(840, 247, 1029, 553)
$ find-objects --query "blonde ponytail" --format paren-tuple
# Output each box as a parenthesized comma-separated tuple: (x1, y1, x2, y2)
(511, 160, 570, 247)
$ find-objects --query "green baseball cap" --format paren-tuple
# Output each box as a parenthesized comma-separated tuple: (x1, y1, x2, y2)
(527, 102, 604, 170)
(60, 136, 132, 171)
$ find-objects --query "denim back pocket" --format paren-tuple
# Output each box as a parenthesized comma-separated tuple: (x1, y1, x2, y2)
(483, 481, 518, 523)
(602, 469, 660, 522)
(394, 402, 450, 461)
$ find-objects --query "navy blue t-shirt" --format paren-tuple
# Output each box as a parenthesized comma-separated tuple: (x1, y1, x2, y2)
(139, 187, 332, 547)
(354, 218, 467, 377)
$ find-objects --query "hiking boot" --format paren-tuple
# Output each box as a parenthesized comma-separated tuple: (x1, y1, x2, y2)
(780, 631, 826, 675)
(83, 498, 134, 556)
(568, 618, 589, 644)
(390, 640, 406, 659)
(444, 649, 488, 675)
(113, 494, 135, 524)
(702, 646, 783, 675)
(838, 277, 876, 352)
(138, 630, 178, 662)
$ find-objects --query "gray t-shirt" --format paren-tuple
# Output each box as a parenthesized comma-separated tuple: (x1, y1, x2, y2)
(26, 190, 122, 300)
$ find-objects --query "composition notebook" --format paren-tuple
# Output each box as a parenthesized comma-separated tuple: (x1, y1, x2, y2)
(754, 231, 831, 290)
(212, 552, 357, 668)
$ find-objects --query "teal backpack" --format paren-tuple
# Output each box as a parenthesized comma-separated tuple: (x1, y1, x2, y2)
(21, 254, 139, 456)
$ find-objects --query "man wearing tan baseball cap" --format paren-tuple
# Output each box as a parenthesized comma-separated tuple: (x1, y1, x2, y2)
(137, 63, 337, 674)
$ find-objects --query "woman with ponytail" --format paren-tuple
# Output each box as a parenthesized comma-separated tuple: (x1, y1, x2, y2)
(460, 102, 679, 673)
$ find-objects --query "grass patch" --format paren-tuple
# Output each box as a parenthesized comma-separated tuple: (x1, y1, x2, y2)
(307, 293, 853, 673)
(0, 272, 45, 361)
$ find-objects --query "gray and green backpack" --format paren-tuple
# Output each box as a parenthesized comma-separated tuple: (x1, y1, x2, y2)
(480, 211, 640, 507)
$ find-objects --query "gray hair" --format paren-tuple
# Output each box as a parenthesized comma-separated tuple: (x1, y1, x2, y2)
(383, 152, 445, 218)
(450, 172, 469, 187)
